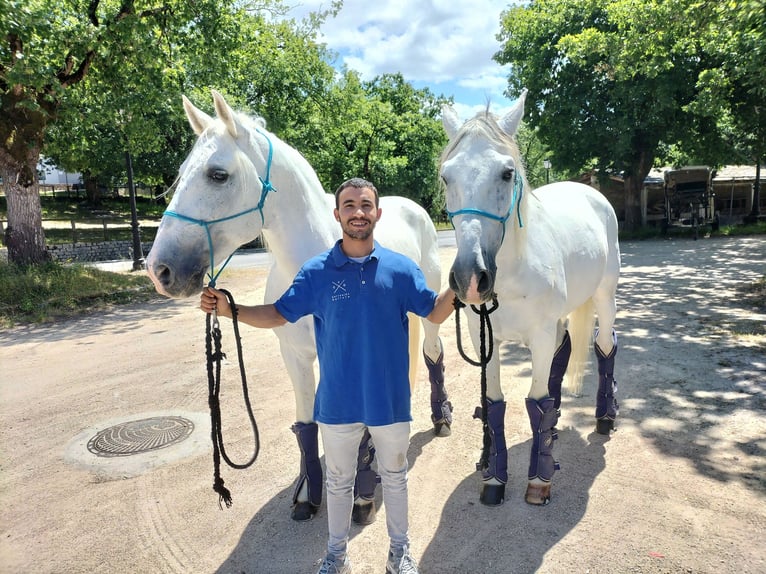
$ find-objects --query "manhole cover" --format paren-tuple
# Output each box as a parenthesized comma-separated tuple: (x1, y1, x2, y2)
(87, 416, 194, 458)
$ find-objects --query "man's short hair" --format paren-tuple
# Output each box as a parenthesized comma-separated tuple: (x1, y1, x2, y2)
(334, 177, 379, 208)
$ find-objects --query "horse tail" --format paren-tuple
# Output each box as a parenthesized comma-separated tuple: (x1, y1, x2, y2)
(408, 312, 421, 392)
(564, 298, 596, 397)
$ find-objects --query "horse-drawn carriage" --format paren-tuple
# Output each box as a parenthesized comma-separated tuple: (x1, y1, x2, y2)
(662, 166, 718, 237)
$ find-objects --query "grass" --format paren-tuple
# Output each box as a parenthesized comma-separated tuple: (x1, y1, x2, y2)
(0, 261, 161, 327)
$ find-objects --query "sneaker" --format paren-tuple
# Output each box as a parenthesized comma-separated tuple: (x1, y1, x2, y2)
(386, 545, 419, 574)
(316, 553, 352, 574)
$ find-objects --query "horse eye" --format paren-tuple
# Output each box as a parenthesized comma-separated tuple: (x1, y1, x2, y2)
(502, 168, 514, 182)
(208, 169, 229, 183)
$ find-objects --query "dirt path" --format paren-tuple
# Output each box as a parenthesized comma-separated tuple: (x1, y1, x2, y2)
(1, 236, 764, 574)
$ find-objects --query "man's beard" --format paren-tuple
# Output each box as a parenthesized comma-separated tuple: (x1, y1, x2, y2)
(341, 217, 375, 240)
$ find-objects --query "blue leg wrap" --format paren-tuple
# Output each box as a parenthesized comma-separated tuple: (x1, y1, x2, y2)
(483, 399, 508, 484)
(353, 429, 378, 501)
(424, 346, 452, 431)
(595, 329, 619, 424)
(525, 397, 560, 482)
(291, 422, 322, 508)
(548, 330, 571, 413)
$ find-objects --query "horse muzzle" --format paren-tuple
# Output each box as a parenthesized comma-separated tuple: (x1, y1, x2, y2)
(146, 253, 208, 299)
(449, 264, 497, 306)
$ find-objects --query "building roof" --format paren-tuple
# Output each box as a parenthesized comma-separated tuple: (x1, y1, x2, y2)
(645, 165, 759, 186)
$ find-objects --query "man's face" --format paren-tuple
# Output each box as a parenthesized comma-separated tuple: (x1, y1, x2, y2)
(334, 186, 381, 240)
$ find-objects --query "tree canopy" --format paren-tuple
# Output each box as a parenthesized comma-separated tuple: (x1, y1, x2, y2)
(495, 0, 765, 230)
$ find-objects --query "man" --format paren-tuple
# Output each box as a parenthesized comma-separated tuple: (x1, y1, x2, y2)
(200, 177, 455, 574)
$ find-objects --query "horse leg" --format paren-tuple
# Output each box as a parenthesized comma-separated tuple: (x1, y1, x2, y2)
(594, 329, 619, 434)
(526, 329, 560, 505)
(547, 321, 572, 418)
(466, 316, 506, 505)
(291, 421, 322, 520)
(593, 288, 619, 434)
(524, 397, 560, 505)
(351, 429, 378, 525)
(478, 397, 508, 505)
(279, 332, 323, 521)
(422, 325, 452, 436)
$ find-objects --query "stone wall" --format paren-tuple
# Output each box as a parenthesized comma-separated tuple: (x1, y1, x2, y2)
(45, 240, 154, 263)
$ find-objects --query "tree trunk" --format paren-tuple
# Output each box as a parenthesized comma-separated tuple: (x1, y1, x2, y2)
(84, 173, 102, 206)
(0, 150, 49, 265)
(622, 150, 654, 232)
(1, 89, 54, 265)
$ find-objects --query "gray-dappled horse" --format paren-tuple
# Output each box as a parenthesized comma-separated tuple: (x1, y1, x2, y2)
(146, 90, 452, 522)
(440, 90, 620, 505)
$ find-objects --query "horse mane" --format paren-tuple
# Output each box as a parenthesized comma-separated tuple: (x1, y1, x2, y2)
(439, 109, 531, 253)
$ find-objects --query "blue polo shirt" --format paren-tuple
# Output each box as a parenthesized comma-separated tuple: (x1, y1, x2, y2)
(274, 240, 437, 426)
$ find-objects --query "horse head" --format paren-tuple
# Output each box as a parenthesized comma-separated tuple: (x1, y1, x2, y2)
(146, 90, 273, 298)
(440, 90, 528, 305)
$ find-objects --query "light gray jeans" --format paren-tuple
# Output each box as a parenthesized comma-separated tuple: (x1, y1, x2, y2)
(318, 421, 411, 558)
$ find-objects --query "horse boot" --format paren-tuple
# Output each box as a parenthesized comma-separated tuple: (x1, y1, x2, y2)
(594, 329, 619, 435)
(525, 397, 560, 505)
(290, 422, 322, 521)
(477, 399, 507, 506)
(352, 429, 378, 525)
(424, 344, 453, 436)
(548, 330, 572, 432)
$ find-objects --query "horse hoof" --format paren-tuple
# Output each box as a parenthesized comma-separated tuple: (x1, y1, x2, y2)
(432, 419, 452, 437)
(596, 417, 615, 435)
(352, 500, 376, 525)
(479, 483, 505, 506)
(525, 482, 551, 505)
(291, 501, 318, 521)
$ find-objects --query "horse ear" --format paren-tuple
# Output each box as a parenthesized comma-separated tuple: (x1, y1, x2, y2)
(498, 89, 528, 136)
(182, 95, 213, 136)
(441, 105, 462, 140)
(211, 90, 238, 138)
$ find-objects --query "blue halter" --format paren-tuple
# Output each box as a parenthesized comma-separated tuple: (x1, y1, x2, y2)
(445, 173, 524, 242)
(163, 128, 277, 287)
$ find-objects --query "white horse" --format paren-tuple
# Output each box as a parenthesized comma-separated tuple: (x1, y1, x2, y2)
(146, 90, 452, 522)
(440, 90, 620, 506)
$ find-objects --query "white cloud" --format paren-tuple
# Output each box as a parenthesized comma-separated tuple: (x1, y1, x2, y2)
(286, 0, 516, 118)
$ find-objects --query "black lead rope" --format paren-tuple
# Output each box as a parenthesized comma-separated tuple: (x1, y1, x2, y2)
(453, 296, 498, 473)
(205, 288, 260, 509)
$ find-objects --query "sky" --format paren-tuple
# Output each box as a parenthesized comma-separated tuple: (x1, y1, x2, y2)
(285, 0, 519, 120)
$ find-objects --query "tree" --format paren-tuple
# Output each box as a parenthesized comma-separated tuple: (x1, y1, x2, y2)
(687, 1, 765, 222)
(0, 0, 297, 264)
(495, 0, 754, 230)
(288, 70, 450, 218)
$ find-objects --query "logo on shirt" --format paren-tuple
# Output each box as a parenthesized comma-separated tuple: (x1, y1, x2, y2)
(331, 279, 350, 302)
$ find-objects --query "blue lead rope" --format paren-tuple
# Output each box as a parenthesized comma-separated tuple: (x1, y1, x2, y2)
(163, 128, 276, 287)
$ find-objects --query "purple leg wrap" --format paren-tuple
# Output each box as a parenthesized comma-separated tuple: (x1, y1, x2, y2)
(353, 430, 378, 501)
(548, 330, 571, 413)
(424, 347, 452, 430)
(525, 397, 560, 482)
(594, 330, 619, 425)
(483, 400, 508, 484)
(291, 422, 322, 508)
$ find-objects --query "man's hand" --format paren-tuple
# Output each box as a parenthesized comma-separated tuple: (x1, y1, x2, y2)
(200, 286, 232, 318)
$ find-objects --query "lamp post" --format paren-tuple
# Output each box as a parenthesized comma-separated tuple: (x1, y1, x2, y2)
(543, 159, 551, 185)
(119, 109, 143, 271)
(125, 148, 144, 271)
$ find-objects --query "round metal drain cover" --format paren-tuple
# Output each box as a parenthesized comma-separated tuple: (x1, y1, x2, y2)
(87, 416, 194, 458)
